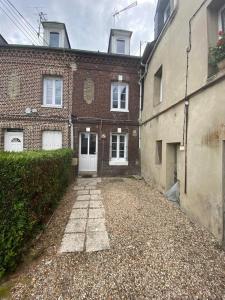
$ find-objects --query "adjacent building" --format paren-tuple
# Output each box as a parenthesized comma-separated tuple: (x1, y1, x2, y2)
(0, 22, 140, 176)
(140, 0, 225, 243)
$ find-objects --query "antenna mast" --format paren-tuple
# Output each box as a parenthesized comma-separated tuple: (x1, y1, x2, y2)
(37, 11, 47, 37)
(113, 1, 137, 26)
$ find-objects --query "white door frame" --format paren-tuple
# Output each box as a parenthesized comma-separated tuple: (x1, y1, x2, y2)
(4, 130, 24, 152)
(79, 132, 98, 173)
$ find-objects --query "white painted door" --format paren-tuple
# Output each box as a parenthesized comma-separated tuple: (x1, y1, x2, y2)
(4, 131, 23, 152)
(79, 132, 98, 172)
(42, 131, 62, 150)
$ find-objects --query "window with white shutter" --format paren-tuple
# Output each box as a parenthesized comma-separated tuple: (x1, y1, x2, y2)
(43, 77, 63, 107)
(42, 131, 62, 150)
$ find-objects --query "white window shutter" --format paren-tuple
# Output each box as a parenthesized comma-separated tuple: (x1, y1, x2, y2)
(42, 131, 62, 150)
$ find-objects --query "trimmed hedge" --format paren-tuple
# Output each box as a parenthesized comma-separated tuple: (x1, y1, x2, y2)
(0, 149, 73, 278)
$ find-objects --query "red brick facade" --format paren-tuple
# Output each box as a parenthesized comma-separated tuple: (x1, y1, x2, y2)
(0, 45, 140, 176)
(72, 55, 140, 175)
(0, 47, 73, 150)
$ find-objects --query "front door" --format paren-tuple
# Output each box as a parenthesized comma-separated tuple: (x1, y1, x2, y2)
(4, 130, 23, 152)
(79, 132, 98, 173)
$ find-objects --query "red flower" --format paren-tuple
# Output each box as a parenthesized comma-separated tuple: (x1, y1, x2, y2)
(217, 38, 225, 47)
(218, 31, 224, 36)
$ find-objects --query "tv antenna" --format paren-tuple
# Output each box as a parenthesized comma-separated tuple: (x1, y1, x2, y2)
(113, 1, 137, 26)
(37, 11, 47, 37)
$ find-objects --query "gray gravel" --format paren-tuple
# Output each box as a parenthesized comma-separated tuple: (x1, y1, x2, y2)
(7, 178, 225, 299)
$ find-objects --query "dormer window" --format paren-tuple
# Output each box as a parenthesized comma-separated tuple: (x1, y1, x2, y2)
(108, 29, 132, 55)
(154, 0, 173, 38)
(163, 2, 171, 24)
(49, 32, 60, 47)
(116, 39, 125, 54)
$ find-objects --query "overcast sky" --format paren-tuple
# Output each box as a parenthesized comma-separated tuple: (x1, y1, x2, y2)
(0, 0, 157, 55)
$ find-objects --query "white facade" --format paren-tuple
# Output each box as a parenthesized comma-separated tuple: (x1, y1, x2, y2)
(42, 22, 71, 49)
(108, 29, 132, 55)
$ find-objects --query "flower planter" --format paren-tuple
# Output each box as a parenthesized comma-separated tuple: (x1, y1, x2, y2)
(217, 58, 225, 71)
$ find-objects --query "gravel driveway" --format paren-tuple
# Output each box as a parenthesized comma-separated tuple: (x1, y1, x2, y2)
(7, 178, 225, 299)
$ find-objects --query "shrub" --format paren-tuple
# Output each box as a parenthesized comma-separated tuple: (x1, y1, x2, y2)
(0, 149, 73, 279)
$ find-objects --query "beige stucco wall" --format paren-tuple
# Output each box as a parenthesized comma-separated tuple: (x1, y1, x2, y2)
(141, 0, 225, 241)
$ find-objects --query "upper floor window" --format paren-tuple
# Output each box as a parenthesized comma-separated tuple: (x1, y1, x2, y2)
(116, 39, 125, 54)
(163, 2, 171, 24)
(154, 66, 163, 105)
(43, 77, 63, 107)
(219, 5, 225, 32)
(49, 32, 60, 47)
(111, 82, 129, 112)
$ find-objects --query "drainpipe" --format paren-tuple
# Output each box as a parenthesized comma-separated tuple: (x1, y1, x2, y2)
(138, 79, 142, 149)
(184, 0, 208, 194)
(69, 115, 74, 150)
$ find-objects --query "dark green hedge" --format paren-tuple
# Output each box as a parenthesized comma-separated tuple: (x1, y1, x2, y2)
(0, 149, 73, 278)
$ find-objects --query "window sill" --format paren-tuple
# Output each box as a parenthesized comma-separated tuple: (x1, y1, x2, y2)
(41, 105, 63, 109)
(109, 160, 128, 166)
(111, 109, 129, 113)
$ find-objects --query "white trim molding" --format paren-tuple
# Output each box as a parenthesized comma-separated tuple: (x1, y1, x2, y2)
(110, 82, 129, 112)
(218, 4, 225, 32)
(109, 133, 129, 166)
(43, 77, 63, 108)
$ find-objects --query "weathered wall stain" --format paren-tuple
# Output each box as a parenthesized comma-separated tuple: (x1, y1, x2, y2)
(201, 124, 225, 146)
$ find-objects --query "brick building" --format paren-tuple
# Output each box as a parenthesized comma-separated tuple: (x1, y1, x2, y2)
(0, 23, 140, 176)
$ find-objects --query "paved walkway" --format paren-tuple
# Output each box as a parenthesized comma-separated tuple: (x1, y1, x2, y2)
(59, 177, 110, 253)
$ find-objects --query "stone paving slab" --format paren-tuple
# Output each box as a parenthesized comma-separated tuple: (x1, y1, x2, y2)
(89, 208, 105, 219)
(90, 190, 101, 195)
(89, 200, 103, 208)
(77, 195, 91, 201)
(73, 186, 84, 191)
(87, 219, 106, 232)
(73, 201, 89, 209)
(86, 186, 97, 190)
(65, 219, 87, 233)
(77, 190, 90, 195)
(90, 195, 103, 201)
(59, 233, 85, 252)
(70, 209, 88, 219)
(86, 231, 110, 252)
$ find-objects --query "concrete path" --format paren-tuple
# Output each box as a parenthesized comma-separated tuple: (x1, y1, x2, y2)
(59, 178, 110, 253)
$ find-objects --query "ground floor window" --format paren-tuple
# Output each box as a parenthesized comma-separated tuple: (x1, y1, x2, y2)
(42, 130, 62, 150)
(156, 140, 162, 164)
(109, 133, 128, 166)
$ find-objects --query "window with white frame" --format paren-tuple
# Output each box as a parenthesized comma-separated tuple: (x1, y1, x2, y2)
(219, 4, 225, 32)
(163, 2, 171, 24)
(43, 77, 63, 107)
(111, 82, 129, 111)
(154, 66, 163, 105)
(116, 39, 125, 54)
(49, 32, 60, 47)
(110, 133, 128, 165)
